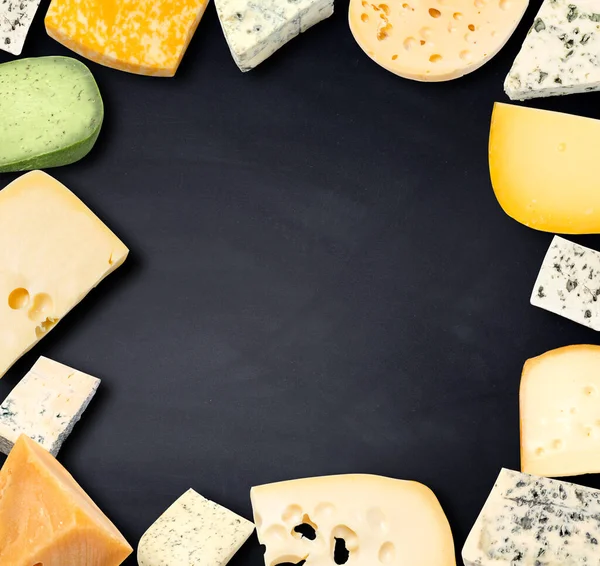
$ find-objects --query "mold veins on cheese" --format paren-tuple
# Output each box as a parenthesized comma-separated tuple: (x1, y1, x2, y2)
(251, 473, 456, 566)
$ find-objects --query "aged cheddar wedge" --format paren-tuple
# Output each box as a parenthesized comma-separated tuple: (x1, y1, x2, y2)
(0, 171, 128, 378)
(349, 0, 528, 81)
(520, 345, 600, 477)
(0, 435, 132, 566)
(0, 57, 103, 173)
(0, 0, 43, 55)
(251, 474, 455, 566)
(490, 103, 600, 233)
(45, 0, 209, 77)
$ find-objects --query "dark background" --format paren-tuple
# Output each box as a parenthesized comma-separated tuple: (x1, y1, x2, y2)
(1, 0, 599, 563)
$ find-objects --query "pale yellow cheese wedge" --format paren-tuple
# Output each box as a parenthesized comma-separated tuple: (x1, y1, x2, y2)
(349, 0, 528, 81)
(251, 474, 455, 566)
(490, 102, 600, 233)
(521, 345, 600, 478)
(0, 171, 128, 378)
(0, 434, 133, 566)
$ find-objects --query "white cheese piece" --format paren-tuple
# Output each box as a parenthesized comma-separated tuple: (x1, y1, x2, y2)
(505, 0, 600, 100)
(0, 356, 100, 457)
(530, 236, 600, 330)
(463, 468, 600, 565)
(215, 0, 333, 71)
(137, 488, 254, 566)
(0, 0, 42, 56)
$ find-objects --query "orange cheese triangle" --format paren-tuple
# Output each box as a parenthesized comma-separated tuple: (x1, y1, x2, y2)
(0, 434, 133, 566)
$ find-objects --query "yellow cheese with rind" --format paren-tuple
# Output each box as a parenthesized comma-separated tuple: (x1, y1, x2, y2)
(0, 171, 128, 378)
(490, 102, 600, 233)
(45, 0, 209, 77)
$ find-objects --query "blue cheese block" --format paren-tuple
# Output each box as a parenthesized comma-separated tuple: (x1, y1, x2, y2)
(463, 468, 600, 565)
(215, 0, 333, 71)
(0, 356, 100, 456)
(505, 0, 600, 100)
(138, 489, 254, 566)
(530, 236, 600, 330)
(0, 0, 42, 56)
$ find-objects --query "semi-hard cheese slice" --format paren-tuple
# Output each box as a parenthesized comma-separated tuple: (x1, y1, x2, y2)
(505, 0, 600, 100)
(0, 171, 128, 379)
(215, 0, 333, 71)
(0, 434, 133, 566)
(531, 236, 600, 330)
(463, 468, 600, 565)
(489, 102, 600, 233)
(138, 489, 254, 566)
(0, 0, 42, 55)
(45, 0, 209, 77)
(251, 474, 455, 566)
(349, 0, 528, 81)
(0, 57, 103, 173)
(520, 345, 600, 477)
(0, 356, 100, 457)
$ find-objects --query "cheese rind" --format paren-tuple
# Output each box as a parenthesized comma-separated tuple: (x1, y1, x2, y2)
(463, 468, 600, 565)
(505, 0, 600, 100)
(45, 0, 209, 77)
(349, 0, 528, 81)
(0, 434, 133, 566)
(251, 474, 455, 566)
(520, 344, 600, 477)
(0, 357, 100, 457)
(138, 488, 254, 566)
(0, 0, 42, 55)
(215, 0, 333, 71)
(489, 102, 600, 233)
(0, 171, 128, 378)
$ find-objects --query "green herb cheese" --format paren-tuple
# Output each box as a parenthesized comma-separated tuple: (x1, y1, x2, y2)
(0, 56, 103, 173)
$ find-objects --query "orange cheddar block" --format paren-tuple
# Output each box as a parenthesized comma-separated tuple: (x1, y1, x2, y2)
(45, 0, 209, 77)
(0, 435, 133, 566)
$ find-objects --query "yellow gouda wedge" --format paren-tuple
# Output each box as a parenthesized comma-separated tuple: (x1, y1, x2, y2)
(45, 0, 209, 77)
(490, 103, 600, 234)
(349, 0, 528, 81)
(0, 434, 133, 565)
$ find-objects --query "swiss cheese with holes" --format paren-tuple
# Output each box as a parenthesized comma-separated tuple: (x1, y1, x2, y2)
(251, 474, 455, 566)
(349, 0, 528, 80)
(520, 345, 600, 478)
(0, 171, 128, 379)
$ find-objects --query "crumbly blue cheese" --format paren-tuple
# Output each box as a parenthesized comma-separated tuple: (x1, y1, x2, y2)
(0, 356, 100, 456)
(138, 489, 254, 566)
(530, 236, 600, 331)
(463, 468, 600, 565)
(215, 0, 333, 71)
(0, 0, 42, 56)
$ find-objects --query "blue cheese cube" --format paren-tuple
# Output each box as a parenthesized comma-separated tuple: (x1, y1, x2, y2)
(138, 489, 254, 566)
(0, 356, 100, 456)
(530, 236, 600, 330)
(505, 0, 600, 100)
(215, 0, 333, 71)
(463, 468, 600, 565)
(0, 0, 42, 56)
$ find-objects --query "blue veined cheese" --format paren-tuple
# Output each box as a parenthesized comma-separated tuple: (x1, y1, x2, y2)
(530, 235, 600, 330)
(0, 0, 42, 56)
(0, 356, 100, 456)
(505, 0, 600, 100)
(215, 0, 333, 71)
(138, 489, 254, 566)
(463, 468, 600, 565)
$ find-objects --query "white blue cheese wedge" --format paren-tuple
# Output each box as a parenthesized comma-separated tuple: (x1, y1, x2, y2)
(0, 356, 100, 456)
(137, 488, 254, 566)
(0, 0, 42, 56)
(530, 235, 600, 330)
(215, 0, 333, 71)
(505, 0, 600, 100)
(463, 468, 600, 565)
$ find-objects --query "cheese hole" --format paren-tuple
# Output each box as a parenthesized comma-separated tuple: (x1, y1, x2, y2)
(420, 40, 426, 45)
(453, 11, 463, 19)
(367, 507, 388, 532)
(33, 563, 43, 566)
(552, 439, 564, 450)
(460, 50, 472, 60)
(402, 3, 411, 8)
(361, 12, 369, 21)
(282, 504, 303, 524)
(403, 37, 418, 50)
(333, 537, 350, 564)
(474, 0, 486, 6)
(35, 317, 58, 339)
(272, 557, 307, 566)
(420, 26, 433, 38)
(558, 142, 567, 152)
(379, 3, 390, 14)
(108, 252, 115, 265)
(28, 293, 54, 322)
(584, 385, 596, 396)
(377, 23, 392, 40)
(448, 23, 458, 32)
(292, 515, 318, 540)
(499, 0, 510, 9)
(332, 525, 359, 551)
(314, 502, 336, 519)
(8, 288, 30, 310)
(468, 24, 475, 31)
(391, 54, 398, 60)
(429, 8, 441, 17)
(586, 427, 593, 437)
(429, 54, 442, 62)
(379, 542, 396, 563)
(465, 32, 475, 43)
(535, 447, 545, 456)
